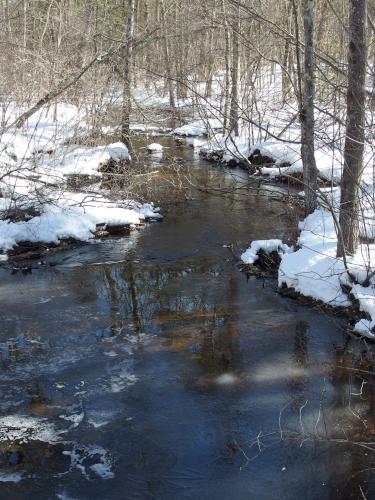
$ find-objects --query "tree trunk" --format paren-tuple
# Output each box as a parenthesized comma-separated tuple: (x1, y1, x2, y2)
(205, 1, 217, 98)
(160, 0, 175, 109)
(301, 0, 318, 215)
(281, 0, 292, 102)
(222, 0, 231, 133)
(229, 2, 240, 136)
(371, 31, 375, 109)
(121, 0, 136, 147)
(337, 0, 367, 258)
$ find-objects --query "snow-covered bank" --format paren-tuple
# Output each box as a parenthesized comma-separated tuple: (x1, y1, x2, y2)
(0, 101, 159, 261)
(198, 132, 350, 185)
(242, 206, 375, 339)
(0, 194, 161, 258)
(172, 118, 223, 137)
(169, 106, 372, 189)
(241, 239, 293, 265)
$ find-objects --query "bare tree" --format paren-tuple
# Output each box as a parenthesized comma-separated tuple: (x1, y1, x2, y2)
(121, 0, 136, 148)
(160, 0, 176, 109)
(301, 0, 318, 215)
(229, 1, 240, 136)
(337, 0, 368, 258)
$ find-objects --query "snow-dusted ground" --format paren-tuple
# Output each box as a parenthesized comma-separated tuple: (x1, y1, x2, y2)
(0, 101, 161, 259)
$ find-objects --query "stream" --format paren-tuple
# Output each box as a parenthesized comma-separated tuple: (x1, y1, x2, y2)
(0, 137, 374, 499)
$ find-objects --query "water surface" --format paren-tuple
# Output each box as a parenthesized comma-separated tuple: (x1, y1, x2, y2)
(0, 139, 374, 499)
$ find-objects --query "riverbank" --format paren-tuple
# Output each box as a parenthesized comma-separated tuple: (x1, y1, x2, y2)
(0, 101, 165, 263)
(240, 202, 375, 340)
(170, 116, 375, 340)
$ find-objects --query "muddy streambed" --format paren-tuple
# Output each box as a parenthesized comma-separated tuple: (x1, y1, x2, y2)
(0, 137, 374, 499)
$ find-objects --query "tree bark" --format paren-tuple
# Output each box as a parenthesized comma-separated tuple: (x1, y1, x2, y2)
(160, 0, 175, 109)
(222, 0, 231, 133)
(229, 2, 240, 136)
(337, 0, 367, 258)
(301, 0, 318, 215)
(121, 0, 136, 147)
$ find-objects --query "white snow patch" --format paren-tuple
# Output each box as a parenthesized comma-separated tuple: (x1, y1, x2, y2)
(186, 137, 205, 148)
(0, 193, 161, 252)
(241, 239, 293, 265)
(63, 444, 114, 480)
(278, 209, 350, 307)
(147, 143, 163, 152)
(172, 118, 222, 137)
(276, 204, 375, 336)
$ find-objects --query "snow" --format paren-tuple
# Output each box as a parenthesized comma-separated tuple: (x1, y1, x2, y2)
(1, 102, 81, 159)
(350, 285, 375, 337)
(0, 414, 62, 443)
(62, 443, 114, 480)
(147, 142, 163, 152)
(278, 208, 350, 307)
(274, 205, 375, 336)
(90, 462, 115, 479)
(172, 118, 222, 137)
(132, 84, 191, 109)
(0, 194, 161, 254)
(186, 137, 205, 148)
(31, 142, 130, 179)
(0, 100, 159, 258)
(199, 131, 346, 184)
(241, 239, 293, 265)
(241, 191, 375, 337)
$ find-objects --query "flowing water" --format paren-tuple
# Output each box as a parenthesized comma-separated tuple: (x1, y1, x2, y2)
(0, 138, 374, 499)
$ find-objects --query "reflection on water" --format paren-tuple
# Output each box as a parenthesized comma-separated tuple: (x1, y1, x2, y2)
(0, 139, 374, 499)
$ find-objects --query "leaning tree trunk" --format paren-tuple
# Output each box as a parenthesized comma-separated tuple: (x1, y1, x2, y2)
(301, 0, 318, 216)
(337, 0, 367, 258)
(121, 0, 136, 148)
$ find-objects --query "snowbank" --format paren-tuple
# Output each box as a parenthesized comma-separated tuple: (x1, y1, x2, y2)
(278, 208, 349, 307)
(241, 239, 292, 265)
(276, 207, 375, 337)
(200, 131, 346, 185)
(0, 100, 160, 260)
(1, 102, 82, 159)
(0, 193, 162, 256)
(242, 190, 375, 338)
(147, 143, 163, 152)
(172, 118, 222, 137)
(186, 137, 205, 148)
